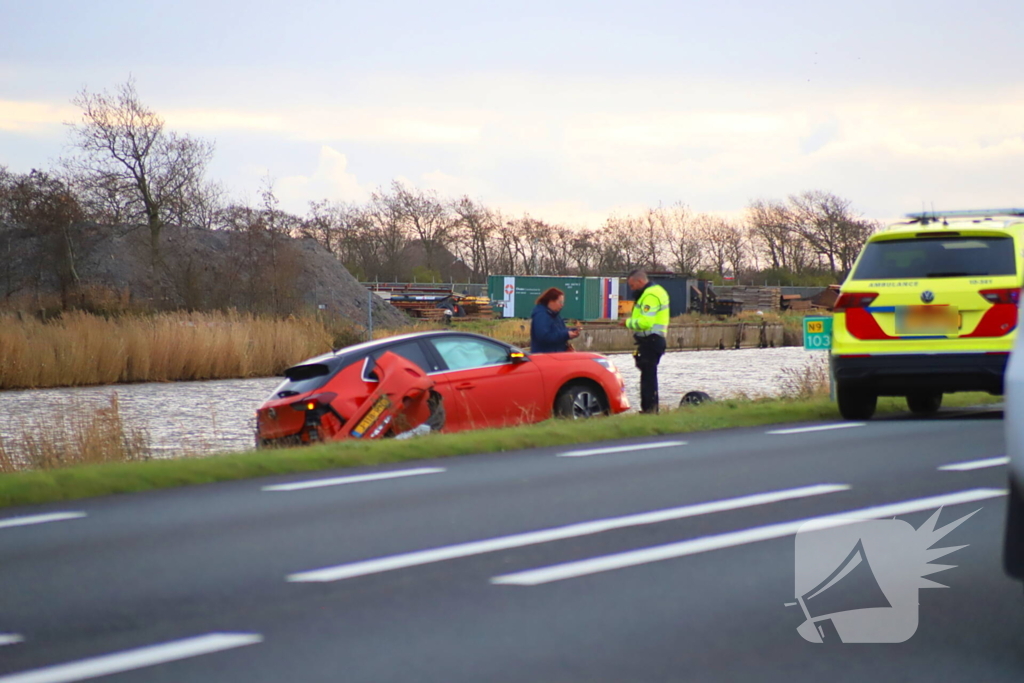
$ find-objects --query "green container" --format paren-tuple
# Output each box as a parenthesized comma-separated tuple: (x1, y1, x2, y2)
(582, 277, 602, 320)
(488, 276, 586, 320)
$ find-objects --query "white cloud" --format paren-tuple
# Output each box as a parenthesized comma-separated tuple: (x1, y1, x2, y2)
(276, 146, 370, 210)
(0, 100, 75, 133)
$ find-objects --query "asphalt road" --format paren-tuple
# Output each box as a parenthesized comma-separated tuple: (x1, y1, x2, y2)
(1, 407, 1022, 682)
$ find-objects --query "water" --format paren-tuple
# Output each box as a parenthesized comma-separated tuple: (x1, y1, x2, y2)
(0, 348, 822, 456)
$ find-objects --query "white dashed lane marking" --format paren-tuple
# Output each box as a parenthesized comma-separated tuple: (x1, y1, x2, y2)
(0, 513, 86, 531)
(558, 441, 687, 458)
(767, 423, 865, 435)
(939, 457, 1009, 472)
(0, 632, 262, 683)
(286, 484, 849, 582)
(490, 488, 1005, 586)
(262, 467, 445, 491)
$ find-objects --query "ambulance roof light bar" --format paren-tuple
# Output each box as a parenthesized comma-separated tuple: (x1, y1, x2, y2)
(905, 208, 1024, 221)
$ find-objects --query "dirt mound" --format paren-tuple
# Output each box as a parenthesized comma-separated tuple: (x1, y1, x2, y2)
(1, 222, 411, 328)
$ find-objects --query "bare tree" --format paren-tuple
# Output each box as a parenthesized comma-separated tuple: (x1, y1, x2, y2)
(696, 214, 736, 278)
(746, 199, 800, 271)
(390, 182, 456, 272)
(0, 169, 85, 307)
(452, 196, 497, 276)
(788, 190, 874, 276)
(64, 78, 215, 265)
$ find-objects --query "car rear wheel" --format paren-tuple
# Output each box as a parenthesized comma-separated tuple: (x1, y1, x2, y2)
(555, 383, 608, 419)
(837, 385, 877, 420)
(906, 392, 943, 415)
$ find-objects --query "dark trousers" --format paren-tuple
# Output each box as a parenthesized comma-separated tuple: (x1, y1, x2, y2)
(634, 334, 666, 414)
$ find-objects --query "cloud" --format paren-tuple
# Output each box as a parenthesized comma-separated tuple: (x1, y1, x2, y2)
(165, 105, 484, 146)
(4, 71, 1024, 227)
(0, 100, 74, 133)
(275, 146, 370, 210)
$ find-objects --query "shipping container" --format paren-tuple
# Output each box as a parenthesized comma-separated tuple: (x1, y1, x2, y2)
(487, 276, 620, 320)
(619, 274, 694, 317)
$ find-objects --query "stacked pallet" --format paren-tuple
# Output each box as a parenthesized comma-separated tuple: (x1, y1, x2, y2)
(387, 298, 446, 319)
(715, 286, 781, 312)
(458, 296, 496, 319)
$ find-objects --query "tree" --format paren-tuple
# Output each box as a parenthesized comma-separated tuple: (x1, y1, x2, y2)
(64, 78, 215, 266)
(452, 196, 497, 276)
(390, 182, 456, 273)
(746, 199, 801, 271)
(788, 190, 874, 277)
(0, 169, 85, 307)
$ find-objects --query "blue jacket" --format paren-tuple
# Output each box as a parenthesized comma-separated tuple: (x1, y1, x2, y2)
(530, 304, 571, 353)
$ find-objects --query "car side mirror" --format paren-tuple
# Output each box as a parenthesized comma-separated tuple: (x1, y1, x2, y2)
(508, 349, 529, 364)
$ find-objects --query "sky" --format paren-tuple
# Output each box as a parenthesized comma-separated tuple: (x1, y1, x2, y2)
(2, 0, 1023, 228)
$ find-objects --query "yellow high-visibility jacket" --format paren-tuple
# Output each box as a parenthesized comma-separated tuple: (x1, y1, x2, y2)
(625, 283, 670, 337)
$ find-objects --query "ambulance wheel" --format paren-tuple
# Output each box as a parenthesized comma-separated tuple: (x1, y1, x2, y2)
(837, 384, 877, 421)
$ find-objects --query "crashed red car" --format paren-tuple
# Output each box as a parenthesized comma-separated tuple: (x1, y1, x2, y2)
(255, 331, 630, 446)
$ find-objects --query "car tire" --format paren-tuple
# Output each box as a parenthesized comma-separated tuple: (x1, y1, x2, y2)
(425, 390, 446, 431)
(1005, 478, 1024, 580)
(680, 390, 713, 407)
(555, 383, 608, 419)
(837, 385, 877, 420)
(906, 392, 943, 415)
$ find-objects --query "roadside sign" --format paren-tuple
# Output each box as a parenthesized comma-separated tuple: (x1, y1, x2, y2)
(803, 316, 832, 350)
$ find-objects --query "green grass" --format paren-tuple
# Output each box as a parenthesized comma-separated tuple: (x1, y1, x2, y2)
(0, 392, 1001, 509)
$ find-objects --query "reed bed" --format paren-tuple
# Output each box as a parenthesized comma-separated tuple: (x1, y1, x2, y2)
(778, 354, 831, 399)
(0, 394, 150, 471)
(0, 311, 336, 390)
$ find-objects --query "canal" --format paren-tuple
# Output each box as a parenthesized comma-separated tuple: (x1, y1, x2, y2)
(0, 347, 823, 457)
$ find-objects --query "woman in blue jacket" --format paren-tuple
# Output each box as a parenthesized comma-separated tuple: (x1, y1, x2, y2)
(530, 287, 580, 353)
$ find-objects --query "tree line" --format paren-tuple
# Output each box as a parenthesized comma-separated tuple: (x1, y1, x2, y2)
(1, 79, 879, 314)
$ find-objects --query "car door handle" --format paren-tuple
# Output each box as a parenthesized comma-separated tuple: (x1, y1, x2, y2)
(455, 382, 475, 390)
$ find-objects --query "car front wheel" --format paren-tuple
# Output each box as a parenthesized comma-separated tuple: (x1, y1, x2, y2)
(837, 384, 877, 420)
(555, 383, 608, 419)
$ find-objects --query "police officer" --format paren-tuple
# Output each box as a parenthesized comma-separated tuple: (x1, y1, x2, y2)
(624, 270, 670, 413)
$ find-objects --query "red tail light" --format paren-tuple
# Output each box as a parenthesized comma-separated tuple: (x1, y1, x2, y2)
(834, 292, 879, 312)
(290, 392, 338, 412)
(979, 288, 1021, 305)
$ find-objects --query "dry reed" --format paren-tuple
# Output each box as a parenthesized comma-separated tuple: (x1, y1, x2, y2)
(778, 355, 831, 399)
(0, 311, 337, 390)
(0, 394, 151, 471)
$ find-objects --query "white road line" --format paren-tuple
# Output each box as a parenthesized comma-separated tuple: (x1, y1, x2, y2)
(939, 457, 1010, 472)
(0, 634, 24, 647)
(0, 513, 86, 530)
(491, 488, 1005, 586)
(287, 483, 849, 582)
(767, 423, 865, 435)
(262, 467, 445, 491)
(558, 441, 687, 458)
(0, 632, 262, 683)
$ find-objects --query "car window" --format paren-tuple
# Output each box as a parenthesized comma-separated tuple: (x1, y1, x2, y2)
(853, 236, 1017, 280)
(431, 337, 509, 371)
(363, 340, 435, 380)
(271, 356, 349, 399)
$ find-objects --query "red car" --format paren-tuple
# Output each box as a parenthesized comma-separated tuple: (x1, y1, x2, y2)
(256, 331, 630, 446)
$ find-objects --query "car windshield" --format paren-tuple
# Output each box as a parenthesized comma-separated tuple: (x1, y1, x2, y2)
(852, 236, 1017, 280)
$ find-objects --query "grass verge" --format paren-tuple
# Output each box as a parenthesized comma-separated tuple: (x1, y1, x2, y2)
(0, 392, 1001, 510)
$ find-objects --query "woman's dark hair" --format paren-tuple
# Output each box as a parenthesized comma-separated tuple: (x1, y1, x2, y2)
(536, 287, 564, 306)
